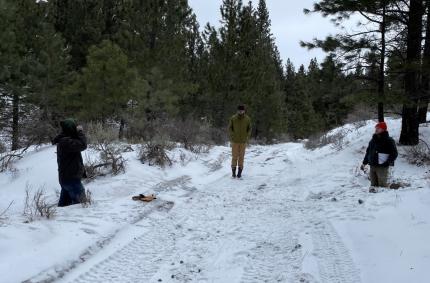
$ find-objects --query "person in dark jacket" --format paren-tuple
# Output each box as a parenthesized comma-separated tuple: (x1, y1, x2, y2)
(52, 119, 87, 207)
(361, 122, 398, 191)
(228, 105, 252, 178)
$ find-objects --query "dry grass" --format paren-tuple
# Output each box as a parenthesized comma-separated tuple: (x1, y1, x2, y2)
(23, 185, 57, 222)
(80, 189, 93, 208)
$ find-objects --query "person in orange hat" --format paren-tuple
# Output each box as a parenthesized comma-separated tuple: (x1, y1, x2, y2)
(361, 122, 398, 192)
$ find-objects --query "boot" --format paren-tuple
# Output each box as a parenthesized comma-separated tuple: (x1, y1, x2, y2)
(232, 166, 237, 178)
(237, 167, 243, 178)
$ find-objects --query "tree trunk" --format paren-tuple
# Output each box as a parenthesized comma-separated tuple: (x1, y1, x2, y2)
(401, 103, 420, 144)
(418, 100, 429, 123)
(11, 93, 20, 150)
(418, 0, 430, 123)
(377, 1, 386, 122)
(119, 118, 125, 139)
(400, 0, 424, 145)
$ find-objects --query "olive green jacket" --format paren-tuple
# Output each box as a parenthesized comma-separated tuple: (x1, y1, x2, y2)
(228, 114, 251, 143)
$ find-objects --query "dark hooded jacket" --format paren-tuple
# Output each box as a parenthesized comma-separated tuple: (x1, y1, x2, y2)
(363, 131, 398, 167)
(52, 120, 87, 182)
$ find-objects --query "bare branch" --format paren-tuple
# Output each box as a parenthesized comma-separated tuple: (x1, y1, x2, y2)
(0, 201, 14, 218)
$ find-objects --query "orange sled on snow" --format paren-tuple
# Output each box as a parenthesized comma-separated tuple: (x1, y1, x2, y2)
(132, 194, 157, 202)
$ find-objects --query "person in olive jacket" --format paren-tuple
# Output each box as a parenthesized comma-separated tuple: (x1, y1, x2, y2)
(52, 119, 88, 207)
(361, 122, 398, 191)
(228, 105, 251, 178)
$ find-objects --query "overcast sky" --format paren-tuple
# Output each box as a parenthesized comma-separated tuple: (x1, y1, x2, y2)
(188, 0, 352, 68)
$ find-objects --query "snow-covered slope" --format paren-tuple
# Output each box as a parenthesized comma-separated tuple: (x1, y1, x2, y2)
(0, 117, 429, 283)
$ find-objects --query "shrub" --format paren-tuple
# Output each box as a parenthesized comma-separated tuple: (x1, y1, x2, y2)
(305, 129, 351, 151)
(86, 122, 118, 146)
(404, 141, 430, 167)
(99, 145, 126, 175)
(138, 135, 173, 168)
(126, 116, 227, 147)
(84, 146, 126, 181)
(84, 123, 127, 181)
(168, 117, 214, 150)
(23, 185, 56, 222)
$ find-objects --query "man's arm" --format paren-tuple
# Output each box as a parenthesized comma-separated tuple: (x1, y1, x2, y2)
(387, 138, 398, 165)
(247, 118, 252, 141)
(60, 131, 87, 153)
(52, 133, 66, 145)
(228, 118, 234, 141)
(362, 142, 370, 165)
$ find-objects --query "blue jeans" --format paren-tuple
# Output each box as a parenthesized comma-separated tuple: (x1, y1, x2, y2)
(58, 179, 85, 207)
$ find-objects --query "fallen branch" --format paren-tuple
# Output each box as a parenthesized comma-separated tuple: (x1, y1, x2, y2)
(91, 162, 112, 170)
(419, 139, 430, 152)
(0, 200, 14, 218)
(0, 143, 32, 172)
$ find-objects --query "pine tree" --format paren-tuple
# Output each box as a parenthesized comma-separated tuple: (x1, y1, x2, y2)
(249, 0, 285, 140)
(48, 0, 105, 70)
(0, 0, 70, 148)
(0, 0, 20, 149)
(285, 64, 323, 139)
(303, 0, 407, 122)
(202, 0, 285, 141)
(66, 40, 148, 137)
(26, 1, 71, 129)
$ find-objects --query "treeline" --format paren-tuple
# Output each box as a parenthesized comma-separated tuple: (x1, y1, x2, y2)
(304, 0, 430, 145)
(0, 0, 429, 150)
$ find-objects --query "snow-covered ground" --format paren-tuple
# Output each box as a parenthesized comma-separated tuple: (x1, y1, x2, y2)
(0, 117, 429, 283)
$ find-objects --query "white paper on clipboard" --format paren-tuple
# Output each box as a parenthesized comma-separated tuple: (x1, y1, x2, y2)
(378, 153, 389, 164)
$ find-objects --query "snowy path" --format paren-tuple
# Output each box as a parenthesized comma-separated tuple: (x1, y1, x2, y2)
(58, 146, 361, 283)
(2, 118, 430, 283)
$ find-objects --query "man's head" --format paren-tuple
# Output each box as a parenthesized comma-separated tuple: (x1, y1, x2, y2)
(237, 104, 246, 116)
(60, 118, 77, 137)
(375, 122, 387, 134)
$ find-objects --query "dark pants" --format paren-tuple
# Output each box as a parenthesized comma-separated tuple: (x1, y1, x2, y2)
(370, 166, 389, 187)
(58, 179, 85, 207)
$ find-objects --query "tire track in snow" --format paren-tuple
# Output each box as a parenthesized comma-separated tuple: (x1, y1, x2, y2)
(62, 202, 176, 283)
(235, 150, 362, 283)
(65, 174, 225, 283)
(25, 199, 176, 283)
(61, 173, 215, 283)
(239, 237, 300, 283)
(311, 219, 361, 283)
(232, 154, 305, 283)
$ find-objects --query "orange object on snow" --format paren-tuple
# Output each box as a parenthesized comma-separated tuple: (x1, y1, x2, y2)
(132, 194, 157, 202)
